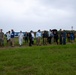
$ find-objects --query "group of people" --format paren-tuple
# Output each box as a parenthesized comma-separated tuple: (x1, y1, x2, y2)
(0, 29, 75, 47)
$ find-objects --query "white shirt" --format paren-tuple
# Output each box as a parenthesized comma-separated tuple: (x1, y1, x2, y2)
(6, 33, 11, 40)
(36, 32, 42, 38)
(48, 31, 52, 37)
(18, 33, 24, 39)
(31, 33, 35, 38)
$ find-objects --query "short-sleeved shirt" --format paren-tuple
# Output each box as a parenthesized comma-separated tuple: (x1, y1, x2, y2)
(36, 32, 42, 38)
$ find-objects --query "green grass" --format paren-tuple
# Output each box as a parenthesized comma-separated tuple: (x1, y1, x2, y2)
(0, 44, 76, 75)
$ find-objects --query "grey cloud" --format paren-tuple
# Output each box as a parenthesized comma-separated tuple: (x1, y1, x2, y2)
(40, 0, 76, 12)
(0, 0, 76, 33)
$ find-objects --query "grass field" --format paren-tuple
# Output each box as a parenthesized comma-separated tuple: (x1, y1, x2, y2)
(0, 44, 76, 75)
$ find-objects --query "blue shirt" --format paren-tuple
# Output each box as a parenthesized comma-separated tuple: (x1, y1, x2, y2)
(11, 31, 15, 38)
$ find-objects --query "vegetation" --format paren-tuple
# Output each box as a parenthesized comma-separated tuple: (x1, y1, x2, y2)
(0, 44, 76, 75)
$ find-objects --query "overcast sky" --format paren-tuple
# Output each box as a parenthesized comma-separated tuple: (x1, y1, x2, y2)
(0, 0, 76, 32)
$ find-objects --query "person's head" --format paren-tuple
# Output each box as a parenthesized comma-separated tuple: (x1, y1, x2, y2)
(63, 30, 65, 31)
(8, 31, 10, 33)
(20, 31, 22, 33)
(30, 30, 32, 33)
(11, 29, 14, 32)
(0, 29, 2, 32)
(60, 29, 62, 31)
(38, 30, 40, 32)
(50, 29, 51, 31)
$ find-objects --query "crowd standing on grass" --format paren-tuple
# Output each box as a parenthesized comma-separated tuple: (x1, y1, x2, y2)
(0, 28, 76, 47)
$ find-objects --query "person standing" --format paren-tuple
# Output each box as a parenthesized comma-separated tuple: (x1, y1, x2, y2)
(31, 31, 35, 45)
(59, 29, 63, 45)
(62, 30, 66, 45)
(6, 31, 11, 46)
(29, 31, 32, 46)
(18, 31, 24, 46)
(0, 29, 4, 47)
(43, 30, 48, 45)
(48, 29, 53, 44)
(67, 32, 70, 42)
(24, 32, 29, 43)
(36, 30, 42, 46)
(10, 29, 15, 47)
(70, 32, 74, 43)
(53, 30, 58, 44)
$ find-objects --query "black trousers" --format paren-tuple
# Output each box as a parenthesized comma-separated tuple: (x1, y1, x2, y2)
(60, 37, 63, 44)
(48, 37, 52, 44)
(29, 38, 32, 46)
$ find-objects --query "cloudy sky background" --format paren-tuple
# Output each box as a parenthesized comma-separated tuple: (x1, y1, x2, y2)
(0, 0, 76, 32)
